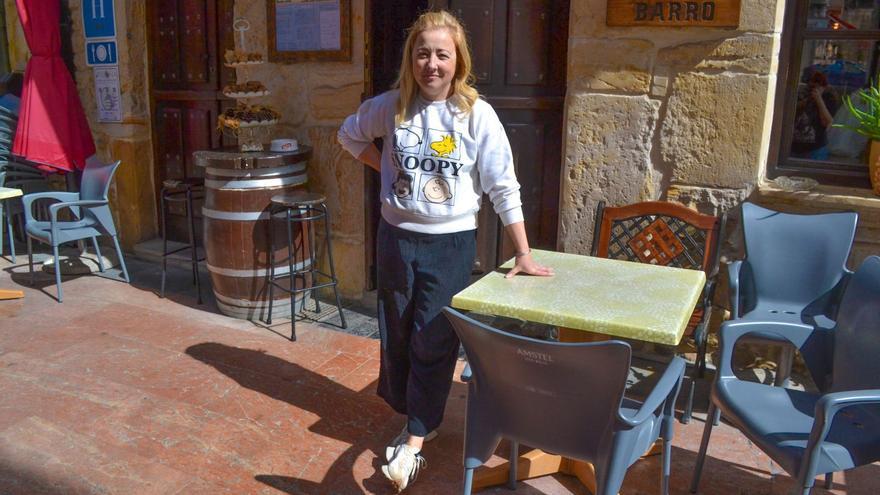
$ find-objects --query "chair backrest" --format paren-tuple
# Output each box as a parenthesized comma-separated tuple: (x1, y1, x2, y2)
(830, 256, 880, 392)
(444, 308, 631, 461)
(80, 155, 121, 201)
(741, 202, 857, 308)
(0, 160, 50, 195)
(591, 200, 725, 275)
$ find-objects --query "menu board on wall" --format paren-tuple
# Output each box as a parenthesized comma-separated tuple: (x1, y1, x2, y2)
(268, 0, 351, 62)
(94, 66, 122, 123)
(607, 0, 741, 27)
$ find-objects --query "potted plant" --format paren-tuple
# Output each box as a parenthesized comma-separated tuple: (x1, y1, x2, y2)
(835, 79, 880, 194)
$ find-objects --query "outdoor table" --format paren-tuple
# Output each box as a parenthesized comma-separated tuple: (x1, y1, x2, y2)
(450, 249, 705, 492)
(0, 186, 24, 300)
(0, 186, 22, 261)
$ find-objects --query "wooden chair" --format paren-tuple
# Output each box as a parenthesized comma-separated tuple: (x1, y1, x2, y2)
(591, 200, 726, 424)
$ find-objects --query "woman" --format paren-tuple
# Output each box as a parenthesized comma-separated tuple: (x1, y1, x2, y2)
(337, 10, 552, 491)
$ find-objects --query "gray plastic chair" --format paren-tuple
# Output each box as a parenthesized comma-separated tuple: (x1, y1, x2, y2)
(729, 202, 858, 390)
(444, 308, 686, 495)
(22, 156, 130, 302)
(692, 255, 880, 495)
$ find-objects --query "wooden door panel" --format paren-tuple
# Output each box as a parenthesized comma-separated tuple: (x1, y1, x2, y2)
(506, 0, 550, 86)
(183, 105, 215, 178)
(377, 0, 566, 277)
(180, 0, 214, 87)
(150, 0, 228, 243)
(451, 3, 495, 83)
(507, 121, 545, 232)
(154, 0, 182, 87)
(474, 199, 499, 274)
(158, 105, 185, 182)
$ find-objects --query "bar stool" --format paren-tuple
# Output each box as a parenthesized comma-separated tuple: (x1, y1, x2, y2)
(266, 191, 346, 340)
(159, 178, 205, 304)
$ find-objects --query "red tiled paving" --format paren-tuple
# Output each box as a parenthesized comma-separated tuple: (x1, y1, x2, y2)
(1, 257, 879, 494)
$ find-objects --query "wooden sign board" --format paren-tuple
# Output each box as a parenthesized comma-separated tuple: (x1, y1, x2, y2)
(607, 1, 741, 27)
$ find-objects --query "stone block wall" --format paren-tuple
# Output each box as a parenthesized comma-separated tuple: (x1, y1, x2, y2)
(233, 0, 367, 300)
(63, 0, 367, 299)
(559, 0, 785, 254)
(3, 0, 27, 72)
(69, 0, 157, 252)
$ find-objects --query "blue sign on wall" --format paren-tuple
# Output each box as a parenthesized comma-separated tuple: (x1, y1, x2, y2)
(82, 0, 116, 39)
(86, 40, 117, 66)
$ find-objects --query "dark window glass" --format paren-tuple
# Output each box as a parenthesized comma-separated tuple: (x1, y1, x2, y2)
(772, 1, 880, 187)
(806, 1, 880, 31)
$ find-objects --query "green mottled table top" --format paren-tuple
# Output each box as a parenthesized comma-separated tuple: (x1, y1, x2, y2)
(0, 187, 22, 200)
(451, 249, 706, 345)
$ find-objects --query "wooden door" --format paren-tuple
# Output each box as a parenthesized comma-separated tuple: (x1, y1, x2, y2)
(365, 1, 429, 289)
(366, 0, 566, 285)
(433, 0, 567, 272)
(148, 0, 234, 242)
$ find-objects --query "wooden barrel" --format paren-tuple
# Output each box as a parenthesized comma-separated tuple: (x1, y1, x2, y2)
(194, 147, 311, 320)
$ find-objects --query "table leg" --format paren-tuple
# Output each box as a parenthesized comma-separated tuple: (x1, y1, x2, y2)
(0, 289, 24, 300)
(558, 326, 610, 343)
(471, 327, 661, 493)
(557, 326, 665, 462)
(473, 448, 565, 489)
(471, 327, 608, 492)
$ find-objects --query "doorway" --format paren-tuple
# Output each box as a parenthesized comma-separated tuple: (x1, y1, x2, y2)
(365, 0, 567, 286)
(147, 0, 235, 242)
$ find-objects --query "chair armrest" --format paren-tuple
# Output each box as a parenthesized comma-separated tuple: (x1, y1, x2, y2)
(617, 356, 686, 428)
(799, 390, 880, 483)
(716, 320, 815, 380)
(727, 260, 742, 318)
(22, 192, 79, 223)
(48, 199, 108, 223)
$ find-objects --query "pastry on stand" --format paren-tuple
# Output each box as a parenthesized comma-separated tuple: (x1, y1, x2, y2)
(217, 19, 280, 152)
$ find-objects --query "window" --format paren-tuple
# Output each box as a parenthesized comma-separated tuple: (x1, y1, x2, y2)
(770, 1, 880, 187)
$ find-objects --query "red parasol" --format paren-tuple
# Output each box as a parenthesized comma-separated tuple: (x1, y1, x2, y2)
(12, 0, 96, 172)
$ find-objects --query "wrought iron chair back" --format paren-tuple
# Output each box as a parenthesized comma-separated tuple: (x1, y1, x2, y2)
(590, 200, 726, 423)
(591, 200, 724, 271)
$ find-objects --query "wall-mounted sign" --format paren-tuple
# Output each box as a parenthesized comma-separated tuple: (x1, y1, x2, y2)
(268, 0, 351, 62)
(82, 0, 117, 39)
(607, 1, 741, 27)
(94, 66, 122, 123)
(86, 40, 117, 66)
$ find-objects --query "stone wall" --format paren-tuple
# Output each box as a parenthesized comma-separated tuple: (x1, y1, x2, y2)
(68, 0, 157, 251)
(62, 0, 367, 299)
(3, 0, 27, 72)
(232, 0, 367, 300)
(559, 0, 785, 254)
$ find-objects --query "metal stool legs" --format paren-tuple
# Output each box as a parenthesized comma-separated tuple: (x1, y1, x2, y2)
(265, 200, 346, 341)
(159, 184, 203, 304)
(321, 203, 346, 330)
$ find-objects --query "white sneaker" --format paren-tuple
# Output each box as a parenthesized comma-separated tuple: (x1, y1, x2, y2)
(385, 425, 438, 462)
(381, 444, 426, 492)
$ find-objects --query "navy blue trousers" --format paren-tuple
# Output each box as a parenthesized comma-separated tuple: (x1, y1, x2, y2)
(376, 218, 476, 437)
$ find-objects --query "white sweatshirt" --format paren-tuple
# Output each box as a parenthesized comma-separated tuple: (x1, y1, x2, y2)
(337, 90, 524, 234)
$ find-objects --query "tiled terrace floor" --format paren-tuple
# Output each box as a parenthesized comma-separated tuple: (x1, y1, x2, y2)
(1, 250, 878, 494)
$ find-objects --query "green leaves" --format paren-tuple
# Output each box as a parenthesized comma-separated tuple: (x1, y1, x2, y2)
(835, 80, 880, 140)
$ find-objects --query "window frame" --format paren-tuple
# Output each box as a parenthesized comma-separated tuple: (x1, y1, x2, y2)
(768, 1, 877, 188)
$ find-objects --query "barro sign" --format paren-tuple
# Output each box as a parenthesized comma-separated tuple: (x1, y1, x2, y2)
(607, 0, 741, 27)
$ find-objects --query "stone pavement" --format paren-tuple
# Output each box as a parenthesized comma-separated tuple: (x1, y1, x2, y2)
(0, 249, 878, 494)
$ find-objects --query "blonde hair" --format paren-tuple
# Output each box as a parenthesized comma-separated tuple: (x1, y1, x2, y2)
(393, 10, 479, 125)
